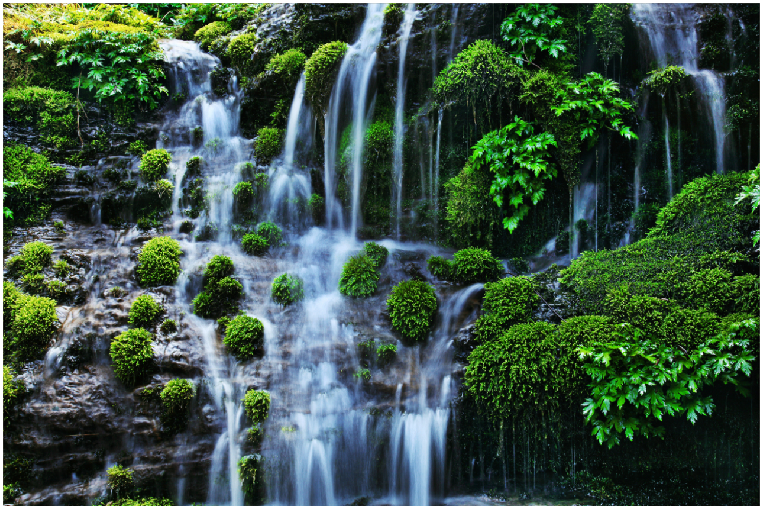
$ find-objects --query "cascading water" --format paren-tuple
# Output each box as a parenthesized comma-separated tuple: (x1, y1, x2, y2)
(631, 4, 727, 174)
(392, 4, 417, 239)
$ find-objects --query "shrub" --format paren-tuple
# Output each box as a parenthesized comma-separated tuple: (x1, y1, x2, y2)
(139, 149, 172, 182)
(3, 366, 25, 425)
(363, 242, 388, 269)
(254, 127, 283, 163)
(3, 282, 22, 329)
(427, 256, 453, 280)
(474, 277, 538, 344)
(272, 274, 304, 306)
(179, 220, 194, 234)
(242, 233, 268, 256)
(53, 259, 71, 277)
(243, 389, 270, 423)
(223, 315, 265, 360)
(160, 319, 177, 334)
(160, 378, 195, 430)
(203, 255, 234, 286)
(387, 280, 437, 342)
(339, 254, 380, 298)
(136, 236, 182, 287)
(731, 274, 759, 315)
(308, 194, 325, 223)
(193, 256, 242, 318)
(677, 268, 733, 315)
(452, 247, 504, 284)
(3, 144, 66, 225)
(127, 140, 148, 156)
(354, 368, 371, 381)
(21, 272, 45, 294)
(465, 322, 559, 421)
(304, 41, 348, 116)
(10, 294, 59, 361)
(228, 32, 258, 72)
(257, 221, 283, 246)
(233, 181, 254, 203)
(266, 49, 307, 77)
(376, 343, 397, 366)
(106, 465, 134, 498)
(46, 279, 68, 300)
(128, 295, 163, 328)
(18, 241, 53, 274)
(186, 156, 204, 176)
(194, 21, 232, 50)
(110, 328, 154, 386)
(110, 497, 173, 506)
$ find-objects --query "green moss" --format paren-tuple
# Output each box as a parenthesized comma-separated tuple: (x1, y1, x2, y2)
(223, 315, 265, 361)
(3, 144, 66, 226)
(193, 256, 243, 319)
(228, 32, 258, 73)
(160, 319, 177, 334)
(339, 254, 380, 298)
(136, 237, 182, 287)
(354, 368, 371, 381)
(106, 465, 134, 498)
(233, 181, 254, 203)
(242, 233, 268, 256)
(604, 286, 679, 339)
(3, 87, 76, 149)
(128, 295, 163, 328)
(139, 149, 172, 182)
(126, 140, 148, 156)
(3, 366, 26, 426)
(387, 280, 437, 342)
(444, 164, 502, 250)
(308, 194, 324, 224)
(731, 274, 759, 315)
(265, 48, 307, 78)
(19, 241, 53, 274)
(256, 221, 283, 246)
(362, 241, 388, 269)
(110, 328, 153, 386)
(203, 255, 234, 285)
(160, 378, 195, 431)
(660, 307, 721, 350)
(304, 41, 348, 116)
(254, 127, 284, 163)
(677, 267, 734, 315)
(271, 273, 304, 306)
(452, 247, 505, 284)
(376, 343, 397, 367)
(194, 21, 232, 50)
(9, 294, 59, 362)
(474, 276, 538, 344)
(243, 389, 270, 423)
(427, 256, 453, 280)
(186, 156, 204, 176)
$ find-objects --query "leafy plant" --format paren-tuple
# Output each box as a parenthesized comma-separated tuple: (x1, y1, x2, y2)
(304, 40, 348, 117)
(466, 116, 557, 233)
(53, 259, 71, 277)
(643, 66, 688, 97)
(160, 319, 177, 334)
(376, 343, 397, 366)
(3, 144, 65, 226)
(8, 293, 59, 362)
(228, 32, 258, 73)
(588, 4, 630, 69)
(579, 320, 757, 448)
(223, 315, 265, 361)
(3, 365, 26, 426)
(139, 149, 171, 182)
(474, 276, 538, 343)
(242, 233, 268, 256)
(106, 465, 134, 499)
(387, 280, 437, 342)
(233, 181, 254, 203)
(452, 247, 505, 284)
(271, 273, 304, 306)
(126, 140, 148, 156)
(500, 4, 567, 68)
(265, 48, 306, 79)
(256, 221, 283, 246)
(128, 294, 163, 328)
(354, 368, 371, 381)
(254, 127, 284, 163)
(362, 241, 388, 269)
(243, 389, 270, 423)
(427, 255, 453, 280)
(110, 328, 154, 386)
(735, 164, 760, 245)
(193, 21, 231, 50)
(192, 256, 242, 319)
(160, 378, 195, 431)
(136, 236, 182, 287)
(339, 254, 380, 298)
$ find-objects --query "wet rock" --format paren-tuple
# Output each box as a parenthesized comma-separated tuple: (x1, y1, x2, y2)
(403, 262, 426, 281)
(62, 249, 92, 270)
(452, 324, 477, 362)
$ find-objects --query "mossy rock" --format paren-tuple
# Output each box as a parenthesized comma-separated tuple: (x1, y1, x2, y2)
(339, 254, 380, 298)
(387, 280, 437, 342)
(139, 149, 172, 182)
(110, 328, 154, 386)
(223, 315, 265, 360)
(304, 40, 348, 118)
(136, 237, 182, 287)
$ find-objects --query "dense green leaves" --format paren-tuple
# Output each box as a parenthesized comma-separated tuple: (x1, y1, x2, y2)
(474, 276, 538, 344)
(339, 254, 380, 298)
(588, 4, 630, 68)
(223, 315, 265, 361)
(110, 328, 153, 386)
(304, 41, 347, 116)
(271, 274, 304, 306)
(387, 280, 437, 342)
(500, 4, 567, 67)
(136, 236, 182, 287)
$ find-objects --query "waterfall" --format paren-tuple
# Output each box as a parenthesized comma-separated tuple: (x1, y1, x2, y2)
(448, 4, 459, 61)
(631, 4, 727, 174)
(283, 73, 307, 169)
(663, 99, 673, 200)
(392, 4, 417, 239)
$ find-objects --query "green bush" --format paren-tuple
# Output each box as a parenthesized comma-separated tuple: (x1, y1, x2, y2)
(223, 315, 265, 360)
(3, 282, 21, 326)
(354, 368, 371, 381)
(227, 32, 258, 72)
(46, 279, 68, 300)
(3, 144, 66, 225)
(106, 465, 134, 498)
(304, 41, 348, 116)
(139, 149, 172, 182)
(362, 241, 388, 269)
(53, 259, 71, 277)
(127, 140, 149, 156)
(660, 307, 721, 350)
(731, 274, 759, 315)
(242, 233, 268, 256)
(160, 378, 195, 430)
(194, 21, 232, 50)
(427, 256, 453, 280)
(110, 497, 173, 506)
(9, 294, 59, 362)
(604, 287, 679, 340)
(136, 236, 182, 287)
(465, 322, 559, 421)
(387, 280, 437, 342)
(160, 319, 177, 334)
(128, 295, 163, 328)
(19, 241, 53, 274)
(265, 48, 307, 79)
(3, 365, 25, 425)
(257, 221, 283, 246)
(186, 156, 204, 176)
(110, 328, 154, 386)
(272, 274, 304, 306)
(452, 247, 504, 284)
(233, 181, 254, 203)
(203, 255, 235, 286)
(677, 267, 733, 315)
(243, 389, 270, 423)
(474, 277, 538, 344)
(3, 87, 75, 148)
(445, 164, 503, 250)
(254, 127, 284, 163)
(376, 343, 397, 366)
(308, 194, 324, 223)
(339, 254, 380, 298)
(193, 256, 243, 318)
(631, 203, 660, 240)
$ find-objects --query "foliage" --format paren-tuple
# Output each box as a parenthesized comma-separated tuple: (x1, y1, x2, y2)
(136, 236, 182, 287)
(3, 144, 66, 225)
(387, 280, 437, 342)
(466, 116, 557, 233)
(233, 181, 254, 203)
(9, 294, 59, 362)
(588, 4, 630, 67)
(731, 274, 760, 315)
(256, 221, 283, 246)
(186, 156, 204, 176)
(339, 254, 380, 298)
(364, 120, 394, 161)
(243, 389, 270, 423)
(362, 241, 388, 269)
(452, 247, 505, 284)
(227, 32, 258, 73)
(579, 320, 757, 448)
(128, 294, 163, 328)
(500, 4, 567, 67)
(110, 328, 153, 386)
(254, 127, 284, 163)
(160, 378, 195, 429)
(139, 149, 171, 182)
(265, 48, 306, 79)
(735, 165, 760, 245)
(464, 321, 558, 421)
(3, 365, 26, 425)
(308, 194, 324, 223)
(631, 203, 660, 240)
(3, 87, 75, 148)
(376, 343, 397, 367)
(354, 368, 371, 381)
(643, 66, 688, 97)
(106, 465, 134, 498)
(427, 256, 453, 281)
(444, 164, 502, 249)
(126, 140, 148, 156)
(677, 268, 733, 315)
(271, 273, 304, 306)
(194, 21, 231, 50)
(109, 497, 173, 506)
(160, 319, 177, 334)
(193, 263, 243, 319)
(224, 315, 265, 361)
(552, 72, 637, 146)
(304, 40, 348, 115)
(242, 233, 268, 256)
(474, 276, 538, 344)
(19, 241, 53, 274)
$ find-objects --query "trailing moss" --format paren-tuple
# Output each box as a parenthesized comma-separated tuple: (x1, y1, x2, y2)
(339, 254, 380, 298)
(136, 237, 183, 287)
(110, 328, 153, 386)
(304, 41, 348, 117)
(387, 280, 437, 342)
